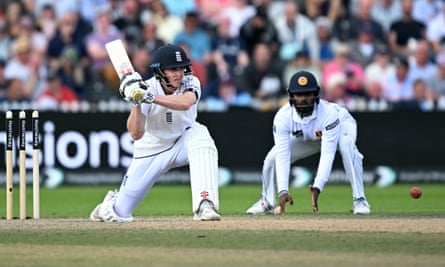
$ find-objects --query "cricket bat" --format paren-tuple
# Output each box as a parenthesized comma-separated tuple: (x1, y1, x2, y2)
(105, 39, 145, 101)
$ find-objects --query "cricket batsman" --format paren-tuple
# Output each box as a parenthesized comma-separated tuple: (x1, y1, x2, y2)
(90, 44, 221, 222)
(246, 70, 371, 215)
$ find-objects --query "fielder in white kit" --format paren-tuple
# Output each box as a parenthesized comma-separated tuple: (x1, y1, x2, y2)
(90, 44, 221, 222)
(246, 70, 371, 215)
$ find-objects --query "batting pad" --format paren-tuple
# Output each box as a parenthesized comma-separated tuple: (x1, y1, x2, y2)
(184, 123, 219, 212)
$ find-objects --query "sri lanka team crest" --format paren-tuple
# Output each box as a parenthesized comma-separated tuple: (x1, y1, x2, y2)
(298, 76, 308, 86)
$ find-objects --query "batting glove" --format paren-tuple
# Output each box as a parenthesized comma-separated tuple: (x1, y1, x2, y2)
(119, 72, 149, 105)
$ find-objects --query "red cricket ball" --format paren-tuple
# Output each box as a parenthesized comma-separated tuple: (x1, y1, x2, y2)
(410, 187, 422, 199)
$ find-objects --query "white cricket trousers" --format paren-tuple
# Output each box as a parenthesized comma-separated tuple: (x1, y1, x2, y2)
(114, 135, 189, 218)
(262, 118, 366, 206)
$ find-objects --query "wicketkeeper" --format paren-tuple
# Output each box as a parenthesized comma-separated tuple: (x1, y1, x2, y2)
(246, 70, 371, 215)
(90, 44, 221, 222)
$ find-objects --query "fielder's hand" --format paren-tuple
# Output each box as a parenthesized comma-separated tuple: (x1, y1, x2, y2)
(119, 72, 149, 105)
(278, 190, 294, 214)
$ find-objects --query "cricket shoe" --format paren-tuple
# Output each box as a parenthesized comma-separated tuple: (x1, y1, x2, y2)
(245, 198, 274, 215)
(352, 197, 371, 215)
(194, 200, 221, 221)
(90, 190, 118, 222)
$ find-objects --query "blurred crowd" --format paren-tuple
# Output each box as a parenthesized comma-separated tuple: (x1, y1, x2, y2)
(0, 0, 445, 112)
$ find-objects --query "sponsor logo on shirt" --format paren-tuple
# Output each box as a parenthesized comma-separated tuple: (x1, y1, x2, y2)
(325, 118, 339, 131)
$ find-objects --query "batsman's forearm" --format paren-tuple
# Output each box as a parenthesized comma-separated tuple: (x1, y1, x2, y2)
(127, 105, 146, 140)
(153, 93, 195, 111)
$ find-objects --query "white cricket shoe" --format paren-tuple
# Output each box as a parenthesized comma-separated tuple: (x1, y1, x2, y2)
(352, 198, 371, 215)
(90, 190, 133, 222)
(90, 203, 103, 222)
(246, 198, 274, 215)
(194, 200, 221, 221)
(90, 190, 118, 222)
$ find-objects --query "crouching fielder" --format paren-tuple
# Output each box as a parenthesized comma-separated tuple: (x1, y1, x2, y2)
(246, 70, 370, 215)
(90, 44, 220, 222)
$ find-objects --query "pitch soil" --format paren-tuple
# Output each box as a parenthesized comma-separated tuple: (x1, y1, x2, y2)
(2, 216, 445, 233)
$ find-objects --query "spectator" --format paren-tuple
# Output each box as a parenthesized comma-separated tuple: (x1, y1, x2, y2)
(348, 24, 386, 67)
(235, 42, 285, 103)
(239, 4, 280, 57)
(0, 78, 31, 104)
(112, 0, 143, 44)
(211, 16, 249, 72)
(130, 47, 152, 80)
(85, 5, 124, 100)
(4, 36, 45, 100)
(364, 78, 385, 102)
(49, 1, 93, 41)
(388, 0, 426, 57)
(322, 71, 348, 104)
(161, 0, 196, 17)
(35, 3, 58, 40)
(322, 42, 366, 97)
(57, 46, 86, 98)
(299, 0, 342, 22)
(207, 16, 249, 98)
(315, 16, 335, 68)
(205, 75, 251, 110)
(412, 78, 435, 111)
(282, 50, 321, 89)
(17, 15, 48, 56)
(258, 0, 287, 24)
(408, 39, 437, 82)
(138, 21, 165, 58)
(46, 10, 89, 72)
(381, 56, 415, 107)
(351, 0, 386, 43)
(3, 2, 24, 40)
(365, 45, 395, 99)
(331, 3, 356, 42)
(219, 0, 256, 38)
(215, 76, 239, 106)
(195, 0, 236, 26)
(107, 0, 125, 22)
(370, 0, 402, 34)
(77, 0, 110, 24)
(426, 5, 445, 53)
(274, 1, 319, 63)
(150, 0, 184, 44)
(35, 68, 79, 110)
(0, 20, 12, 61)
(59, 4, 93, 41)
(0, 59, 7, 97)
(172, 11, 211, 62)
(412, 0, 443, 26)
(426, 52, 445, 101)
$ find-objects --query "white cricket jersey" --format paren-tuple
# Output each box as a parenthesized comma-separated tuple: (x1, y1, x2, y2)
(274, 99, 353, 193)
(132, 75, 201, 157)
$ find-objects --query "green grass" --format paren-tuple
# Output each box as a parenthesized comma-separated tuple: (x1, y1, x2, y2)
(0, 184, 444, 267)
(2, 183, 439, 218)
